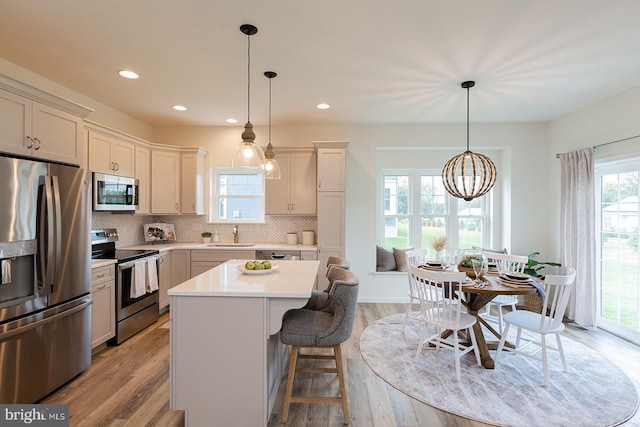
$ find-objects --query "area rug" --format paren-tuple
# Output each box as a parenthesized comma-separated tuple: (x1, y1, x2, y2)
(360, 313, 639, 426)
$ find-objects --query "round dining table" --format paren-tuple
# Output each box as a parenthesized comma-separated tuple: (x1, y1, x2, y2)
(458, 275, 539, 369)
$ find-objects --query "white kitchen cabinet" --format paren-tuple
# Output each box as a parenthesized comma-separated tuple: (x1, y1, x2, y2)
(91, 264, 115, 348)
(301, 250, 318, 261)
(190, 249, 256, 277)
(158, 252, 172, 311)
(316, 146, 346, 192)
(0, 86, 86, 166)
(151, 149, 181, 214)
(314, 142, 348, 288)
(265, 150, 316, 215)
(135, 145, 151, 214)
(171, 249, 191, 286)
(317, 192, 346, 287)
(181, 149, 207, 215)
(88, 130, 135, 177)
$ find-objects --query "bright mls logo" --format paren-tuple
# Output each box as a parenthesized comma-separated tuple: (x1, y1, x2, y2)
(1, 405, 68, 426)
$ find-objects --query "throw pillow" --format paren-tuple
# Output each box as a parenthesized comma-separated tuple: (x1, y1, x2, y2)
(393, 246, 414, 272)
(376, 246, 396, 271)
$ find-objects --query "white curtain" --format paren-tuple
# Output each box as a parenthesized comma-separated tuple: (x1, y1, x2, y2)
(560, 147, 596, 327)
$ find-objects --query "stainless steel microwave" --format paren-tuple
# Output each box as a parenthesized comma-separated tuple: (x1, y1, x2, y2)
(93, 172, 139, 212)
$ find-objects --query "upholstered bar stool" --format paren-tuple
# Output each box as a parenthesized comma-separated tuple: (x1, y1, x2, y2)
(279, 269, 359, 424)
(303, 255, 350, 311)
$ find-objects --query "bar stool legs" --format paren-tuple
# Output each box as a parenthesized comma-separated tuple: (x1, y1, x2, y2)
(282, 344, 349, 424)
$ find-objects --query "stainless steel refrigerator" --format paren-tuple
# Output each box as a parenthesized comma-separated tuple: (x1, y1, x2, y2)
(0, 154, 92, 403)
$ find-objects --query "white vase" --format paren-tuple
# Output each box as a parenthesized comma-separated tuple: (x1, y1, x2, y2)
(202, 237, 211, 244)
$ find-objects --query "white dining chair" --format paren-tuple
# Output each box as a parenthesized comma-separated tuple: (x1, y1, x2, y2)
(494, 267, 577, 387)
(401, 249, 431, 329)
(410, 265, 481, 381)
(482, 252, 529, 333)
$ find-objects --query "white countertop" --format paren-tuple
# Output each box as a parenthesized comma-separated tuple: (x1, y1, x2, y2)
(168, 259, 320, 298)
(123, 242, 318, 252)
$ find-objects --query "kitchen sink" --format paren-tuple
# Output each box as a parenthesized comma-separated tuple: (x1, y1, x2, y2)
(207, 244, 255, 248)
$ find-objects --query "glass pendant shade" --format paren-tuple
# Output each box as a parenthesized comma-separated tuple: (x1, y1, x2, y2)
(263, 70, 281, 179)
(442, 81, 497, 201)
(232, 122, 265, 169)
(232, 24, 264, 172)
(263, 143, 281, 179)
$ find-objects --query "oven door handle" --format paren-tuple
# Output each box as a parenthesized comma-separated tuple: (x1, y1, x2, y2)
(118, 256, 160, 271)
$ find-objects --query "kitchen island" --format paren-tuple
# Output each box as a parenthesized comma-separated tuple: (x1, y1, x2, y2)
(168, 259, 319, 427)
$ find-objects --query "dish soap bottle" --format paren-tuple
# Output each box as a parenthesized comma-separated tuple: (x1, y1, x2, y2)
(213, 230, 219, 243)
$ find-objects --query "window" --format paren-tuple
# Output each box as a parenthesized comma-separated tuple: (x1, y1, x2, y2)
(381, 169, 490, 251)
(210, 168, 265, 223)
(595, 158, 640, 344)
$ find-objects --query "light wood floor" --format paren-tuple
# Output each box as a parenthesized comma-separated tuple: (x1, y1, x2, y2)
(42, 303, 640, 426)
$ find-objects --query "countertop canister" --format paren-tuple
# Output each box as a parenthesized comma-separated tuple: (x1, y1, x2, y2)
(302, 230, 315, 245)
(287, 233, 297, 245)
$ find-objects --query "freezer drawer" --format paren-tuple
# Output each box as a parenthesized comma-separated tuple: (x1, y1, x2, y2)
(0, 296, 92, 403)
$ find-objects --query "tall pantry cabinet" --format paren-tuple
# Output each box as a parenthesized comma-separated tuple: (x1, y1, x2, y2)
(314, 142, 348, 287)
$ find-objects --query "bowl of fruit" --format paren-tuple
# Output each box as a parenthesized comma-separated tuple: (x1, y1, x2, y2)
(237, 260, 279, 275)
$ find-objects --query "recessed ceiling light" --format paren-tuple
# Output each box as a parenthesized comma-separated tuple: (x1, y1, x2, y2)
(316, 103, 330, 110)
(225, 118, 238, 124)
(118, 70, 139, 79)
(172, 105, 187, 111)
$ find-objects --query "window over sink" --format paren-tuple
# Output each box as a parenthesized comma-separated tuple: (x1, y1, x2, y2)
(209, 168, 265, 223)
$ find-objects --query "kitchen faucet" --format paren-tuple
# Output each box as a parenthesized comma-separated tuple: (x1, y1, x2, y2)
(233, 225, 239, 243)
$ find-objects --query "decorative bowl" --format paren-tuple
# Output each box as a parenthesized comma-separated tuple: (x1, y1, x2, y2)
(457, 265, 487, 279)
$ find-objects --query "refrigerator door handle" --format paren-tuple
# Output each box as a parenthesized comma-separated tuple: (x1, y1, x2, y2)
(43, 176, 55, 293)
(39, 176, 61, 295)
(0, 297, 92, 342)
(51, 175, 62, 294)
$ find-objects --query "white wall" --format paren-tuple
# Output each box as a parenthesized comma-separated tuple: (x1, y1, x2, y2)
(155, 122, 547, 302)
(0, 58, 154, 140)
(11, 52, 639, 303)
(545, 84, 640, 264)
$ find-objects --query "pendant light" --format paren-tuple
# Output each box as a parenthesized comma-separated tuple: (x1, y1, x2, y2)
(263, 71, 281, 179)
(232, 24, 265, 170)
(442, 81, 497, 201)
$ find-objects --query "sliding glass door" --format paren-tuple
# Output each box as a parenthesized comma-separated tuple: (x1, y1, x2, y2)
(595, 159, 640, 344)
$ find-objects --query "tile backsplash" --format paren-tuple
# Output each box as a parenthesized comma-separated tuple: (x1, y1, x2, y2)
(92, 212, 317, 248)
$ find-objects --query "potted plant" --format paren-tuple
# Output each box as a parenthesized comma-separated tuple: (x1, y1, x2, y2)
(524, 252, 561, 279)
(457, 252, 488, 279)
(201, 231, 213, 244)
(523, 252, 561, 313)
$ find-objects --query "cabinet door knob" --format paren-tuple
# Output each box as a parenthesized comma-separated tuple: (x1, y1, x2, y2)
(33, 138, 41, 150)
(114, 162, 120, 171)
(25, 136, 34, 149)
(111, 162, 115, 170)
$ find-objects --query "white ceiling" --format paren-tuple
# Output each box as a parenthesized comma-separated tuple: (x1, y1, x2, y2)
(1, 0, 640, 127)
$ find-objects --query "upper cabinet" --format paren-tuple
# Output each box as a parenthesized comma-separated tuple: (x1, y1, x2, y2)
(265, 150, 317, 215)
(316, 144, 347, 192)
(0, 77, 92, 166)
(181, 149, 207, 215)
(151, 149, 181, 214)
(88, 130, 135, 177)
(135, 144, 152, 215)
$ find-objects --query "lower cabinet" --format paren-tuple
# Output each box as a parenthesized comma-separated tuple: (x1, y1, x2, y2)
(191, 250, 256, 277)
(301, 250, 318, 260)
(91, 264, 115, 349)
(171, 250, 191, 287)
(158, 251, 172, 312)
